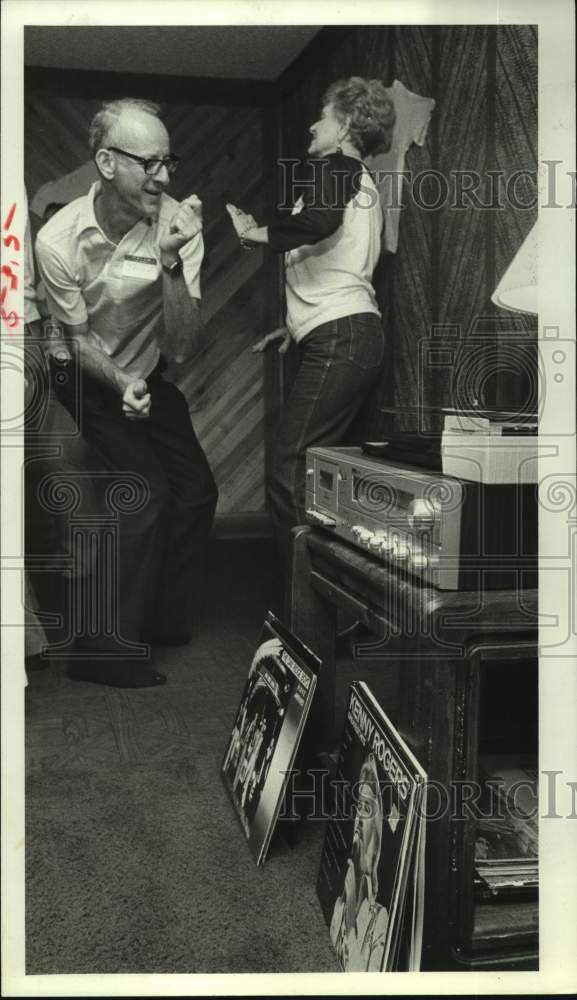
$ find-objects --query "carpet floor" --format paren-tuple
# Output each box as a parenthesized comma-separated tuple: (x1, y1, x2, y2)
(25, 538, 346, 975)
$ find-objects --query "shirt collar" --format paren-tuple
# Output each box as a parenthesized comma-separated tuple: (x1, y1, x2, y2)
(77, 181, 104, 238)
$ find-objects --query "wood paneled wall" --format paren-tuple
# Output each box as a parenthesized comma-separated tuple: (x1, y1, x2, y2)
(24, 27, 538, 516)
(25, 75, 275, 516)
(274, 24, 538, 436)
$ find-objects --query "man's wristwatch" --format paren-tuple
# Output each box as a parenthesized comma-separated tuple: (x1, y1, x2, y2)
(162, 257, 183, 278)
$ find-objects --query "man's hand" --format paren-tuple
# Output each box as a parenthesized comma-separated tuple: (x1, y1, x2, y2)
(252, 326, 291, 355)
(122, 379, 151, 420)
(160, 195, 203, 261)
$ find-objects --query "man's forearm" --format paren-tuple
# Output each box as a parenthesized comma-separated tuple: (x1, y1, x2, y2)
(66, 330, 131, 395)
(161, 270, 203, 364)
(63, 332, 150, 419)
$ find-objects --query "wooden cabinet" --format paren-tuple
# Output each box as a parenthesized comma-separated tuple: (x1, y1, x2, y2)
(286, 527, 539, 970)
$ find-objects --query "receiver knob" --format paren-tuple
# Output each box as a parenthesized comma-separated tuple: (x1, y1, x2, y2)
(408, 498, 436, 532)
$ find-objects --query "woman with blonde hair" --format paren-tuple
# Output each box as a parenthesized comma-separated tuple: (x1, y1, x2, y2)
(227, 77, 395, 557)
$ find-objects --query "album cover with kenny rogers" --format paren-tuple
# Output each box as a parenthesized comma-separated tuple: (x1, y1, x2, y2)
(317, 681, 427, 971)
(221, 611, 319, 865)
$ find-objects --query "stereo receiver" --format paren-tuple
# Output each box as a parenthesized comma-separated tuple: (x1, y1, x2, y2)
(305, 447, 537, 590)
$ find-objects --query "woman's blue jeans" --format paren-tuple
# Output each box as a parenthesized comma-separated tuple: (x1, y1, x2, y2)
(268, 312, 385, 556)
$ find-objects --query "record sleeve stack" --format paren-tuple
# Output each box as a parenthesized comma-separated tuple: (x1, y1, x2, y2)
(474, 756, 538, 897)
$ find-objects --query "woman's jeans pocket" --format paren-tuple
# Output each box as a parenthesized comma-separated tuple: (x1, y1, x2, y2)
(347, 313, 384, 370)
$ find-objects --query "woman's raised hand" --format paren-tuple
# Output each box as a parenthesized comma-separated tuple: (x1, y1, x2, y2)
(226, 203, 258, 239)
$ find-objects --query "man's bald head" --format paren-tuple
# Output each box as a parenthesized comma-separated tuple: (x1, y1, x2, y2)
(89, 99, 168, 157)
(89, 98, 173, 224)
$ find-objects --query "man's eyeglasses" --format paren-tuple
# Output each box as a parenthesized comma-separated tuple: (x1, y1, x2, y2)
(106, 146, 180, 177)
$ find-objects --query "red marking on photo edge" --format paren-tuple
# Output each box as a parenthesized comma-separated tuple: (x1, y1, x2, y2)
(2, 203, 17, 230)
(1, 310, 23, 331)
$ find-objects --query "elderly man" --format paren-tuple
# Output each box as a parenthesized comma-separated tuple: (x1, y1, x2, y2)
(35, 98, 218, 688)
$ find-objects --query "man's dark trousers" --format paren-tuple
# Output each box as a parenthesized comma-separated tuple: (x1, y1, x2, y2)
(54, 357, 218, 657)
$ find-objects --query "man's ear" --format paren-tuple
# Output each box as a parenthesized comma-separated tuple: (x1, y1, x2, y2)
(94, 149, 115, 181)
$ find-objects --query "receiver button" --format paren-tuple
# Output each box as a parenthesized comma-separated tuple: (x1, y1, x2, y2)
(408, 498, 436, 532)
(305, 509, 336, 528)
(392, 539, 409, 560)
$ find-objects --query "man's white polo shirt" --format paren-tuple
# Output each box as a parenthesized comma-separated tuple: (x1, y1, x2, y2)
(35, 182, 203, 379)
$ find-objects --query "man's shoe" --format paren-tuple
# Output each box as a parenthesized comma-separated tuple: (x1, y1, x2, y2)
(66, 660, 167, 688)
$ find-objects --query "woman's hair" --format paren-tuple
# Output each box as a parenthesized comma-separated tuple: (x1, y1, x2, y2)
(324, 77, 396, 158)
(88, 98, 162, 155)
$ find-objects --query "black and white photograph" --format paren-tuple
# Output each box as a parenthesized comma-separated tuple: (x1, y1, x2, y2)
(1, 0, 575, 995)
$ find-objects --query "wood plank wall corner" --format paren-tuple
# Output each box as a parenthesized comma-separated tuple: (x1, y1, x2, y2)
(24, 24, 537, 517)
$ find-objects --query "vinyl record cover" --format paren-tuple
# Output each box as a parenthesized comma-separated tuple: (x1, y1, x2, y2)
(221, 611, 319, 865)
(317, 681, 427, 971)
